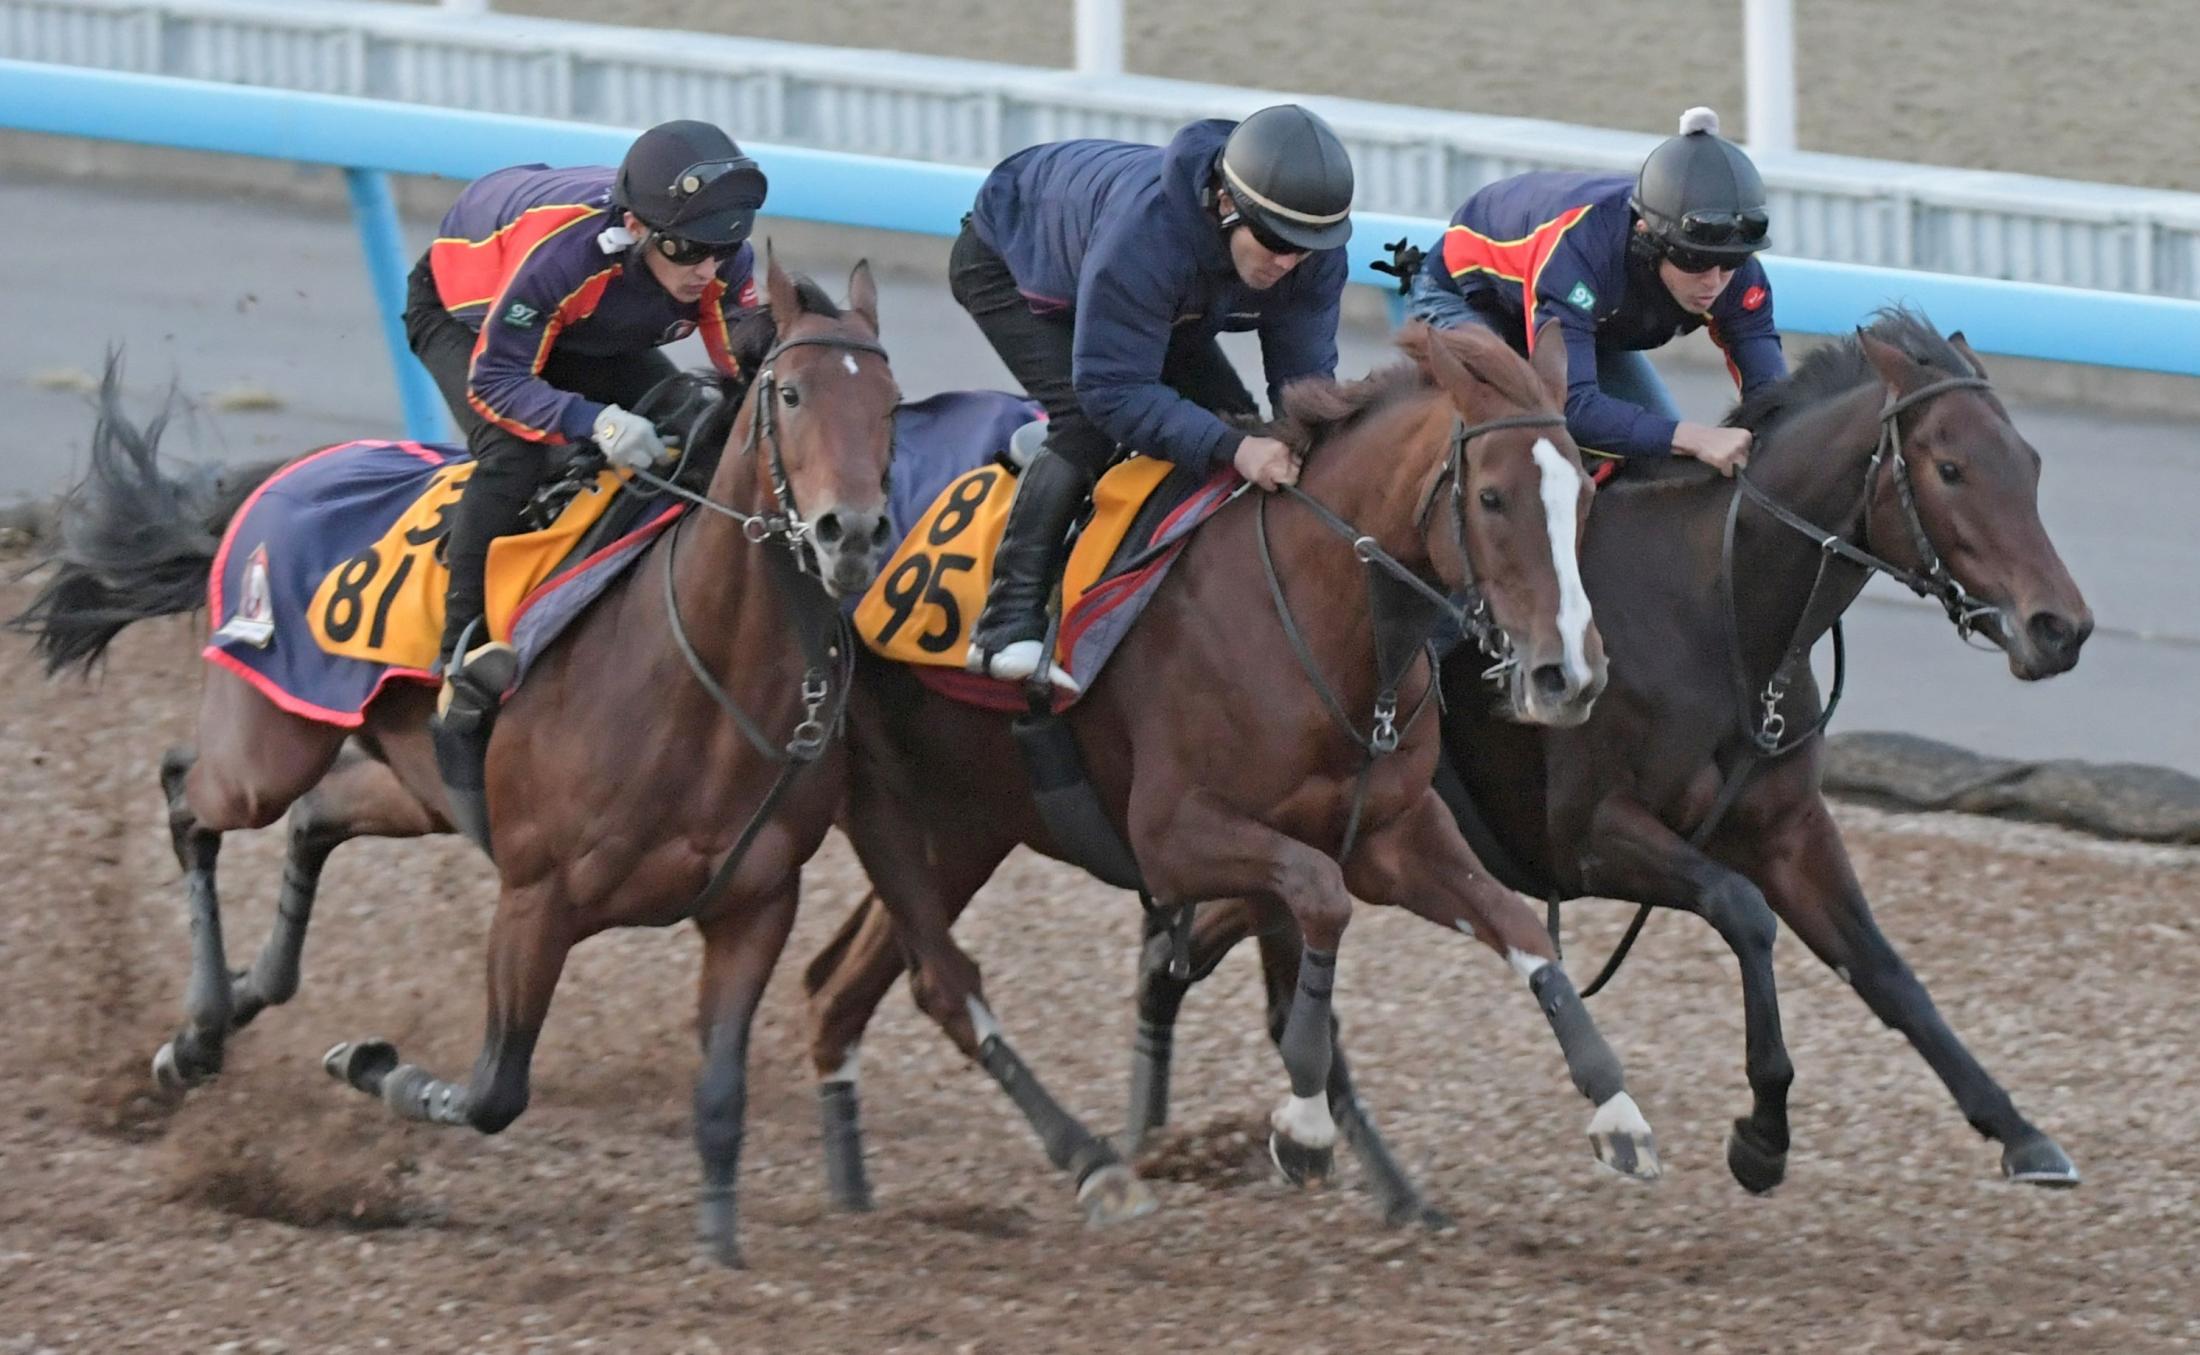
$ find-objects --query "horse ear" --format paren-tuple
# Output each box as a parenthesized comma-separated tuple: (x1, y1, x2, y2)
(1416, 321, 1484, 412)
(1528, 317, 1569, 410)
(1858, 329, 1927, 394)
(1947, 330, 1989, 379)
(765, 241, 800, 330)
(845, 259, 880, 335)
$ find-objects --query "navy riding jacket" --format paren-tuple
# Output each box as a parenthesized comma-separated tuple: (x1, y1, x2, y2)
(970, 120, 1347, 477)
(1419, 171, 1785, 458)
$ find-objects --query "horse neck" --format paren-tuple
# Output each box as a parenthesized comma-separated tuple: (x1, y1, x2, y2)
(1728, 380, 1887, 673)
(1295, 393, 1453, 571)
(668, 393, 810, 678)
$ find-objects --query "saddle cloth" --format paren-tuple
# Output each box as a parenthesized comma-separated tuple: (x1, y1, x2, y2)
(854, 448, 1239, 712)
(204, 392, 1051, 728)
(203, 438, 677, 726)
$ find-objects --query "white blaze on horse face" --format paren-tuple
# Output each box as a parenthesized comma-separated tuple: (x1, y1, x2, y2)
(1531, 437, 1595, 692)
(842, 353, 860, 376)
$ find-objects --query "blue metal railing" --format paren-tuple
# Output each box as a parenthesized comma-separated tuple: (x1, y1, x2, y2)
(5, 58, 2197, 445)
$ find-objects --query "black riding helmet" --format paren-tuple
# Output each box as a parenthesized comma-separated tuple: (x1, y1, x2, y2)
(1216, 104, 1355, 253)
(1630, 107, 1769, 268)
(613, 119, 770, 251)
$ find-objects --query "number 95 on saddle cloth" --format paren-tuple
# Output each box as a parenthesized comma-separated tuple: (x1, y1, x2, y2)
(853, 452, 1237, 707)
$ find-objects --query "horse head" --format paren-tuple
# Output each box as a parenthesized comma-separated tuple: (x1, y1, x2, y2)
(1405, 319, 1607, 726)
(720, 250, 899, 599)
(1855, 316, 2092, 679)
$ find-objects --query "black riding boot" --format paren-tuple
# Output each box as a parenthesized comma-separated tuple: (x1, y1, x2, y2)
(433, 442, 536, 734)
(965, 449, 1091, 688)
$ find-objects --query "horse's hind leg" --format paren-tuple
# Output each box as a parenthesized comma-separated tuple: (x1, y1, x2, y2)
(153, 673, 347, 1091)
(1346, 789, 1661, 1182)
(838, 793, 1155, 1225)
(693, 873, 800, 1268)
(229, 746, 445, 1031)
(801, 889, 908, 1212)
(325, 879, 574, 1136)
(1121, 897, 1265, 1151)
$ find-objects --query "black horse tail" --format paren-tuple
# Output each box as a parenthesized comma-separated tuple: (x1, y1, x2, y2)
(7, 358, 288, 677)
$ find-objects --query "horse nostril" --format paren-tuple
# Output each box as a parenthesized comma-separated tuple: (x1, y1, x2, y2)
(2027, 611, 2079, 654)
(869, 514, 893, 549)
(812, 510, 844, 547)
(1531, 663, 1570, 702)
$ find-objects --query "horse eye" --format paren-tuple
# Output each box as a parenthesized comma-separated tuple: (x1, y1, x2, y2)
(1935, 460, 1961, 484)
(1478, 487, 1505, 511)
(780, 386, 801, 408)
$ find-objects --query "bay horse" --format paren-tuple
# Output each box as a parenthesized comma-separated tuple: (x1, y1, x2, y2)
(13, 260, 899, 1265)
(800, 320, 1650, 1228)
(1120, 307, 2094, 1220)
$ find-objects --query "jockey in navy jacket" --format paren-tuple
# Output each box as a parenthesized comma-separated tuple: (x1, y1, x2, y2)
(1415, 170, 1783, 462)
(970, 118, 1348, 480)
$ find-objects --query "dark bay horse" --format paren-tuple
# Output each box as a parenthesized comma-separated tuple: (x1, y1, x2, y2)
(801, 321, 1649, 1227)
(1122, 308, 2093, 1218)
(14, 260, 899, 1265)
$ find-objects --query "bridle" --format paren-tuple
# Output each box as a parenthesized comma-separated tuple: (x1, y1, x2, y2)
(623, 329, 892, 913)
(1257, 408, 1571, 861)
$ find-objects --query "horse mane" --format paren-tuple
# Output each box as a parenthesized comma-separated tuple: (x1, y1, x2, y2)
(1725, 305, 1976, 436)
(726, 271, 844, 372)
(1272, 322, 1548, 456)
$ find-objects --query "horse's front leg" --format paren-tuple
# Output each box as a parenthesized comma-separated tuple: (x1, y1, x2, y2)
(1136, 791, 1355, 1187)
(1575, 792, 1796, 1192)
(1743, 789, 2077, 1186)
(1346, 789, 1660, 1181)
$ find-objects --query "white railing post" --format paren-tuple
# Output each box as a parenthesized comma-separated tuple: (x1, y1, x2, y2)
(1744, 0, 1796, 153)
(1075, 0, 1123, 77)
(440, 0, 490, 14)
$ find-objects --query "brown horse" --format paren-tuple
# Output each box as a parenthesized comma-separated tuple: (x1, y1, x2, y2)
(800, 320, 1649, 1227)
(13, 260, 899, 1265)
(1120, 307, 2094, 1219)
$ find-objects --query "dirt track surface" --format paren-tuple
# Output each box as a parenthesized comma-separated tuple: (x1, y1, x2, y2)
(3, 570, 2199, 1353)
(495, 0, 2200, 193)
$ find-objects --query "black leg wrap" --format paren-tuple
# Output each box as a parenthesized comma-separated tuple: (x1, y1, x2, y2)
(818, 1081, 874, 1211)
(1530, 965, 1623, 1105)
(1277, 948, 1337, 1101)
(980, 1035, 1116, 1185)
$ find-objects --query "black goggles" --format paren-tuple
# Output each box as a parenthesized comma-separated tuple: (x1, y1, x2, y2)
(652, 233, 726, 266)
(1672, 207, 1769, 249)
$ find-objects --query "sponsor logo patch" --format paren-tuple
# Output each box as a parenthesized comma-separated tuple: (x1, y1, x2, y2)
(502, 301, 540, 328)
(1741, 285, 1768, 311)
(213, 543, 276, 649)
(662, 319, 698, 343)
(1565, 280, 1597, 311)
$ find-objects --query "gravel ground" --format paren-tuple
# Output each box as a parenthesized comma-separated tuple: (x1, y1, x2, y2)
(494, 0, 2200, 193)
(3, 568, 2198, 1353)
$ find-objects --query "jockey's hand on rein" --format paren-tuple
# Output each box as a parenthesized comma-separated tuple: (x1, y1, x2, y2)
(1233, 435, 1300, 491)
(592, 404, 668, 471)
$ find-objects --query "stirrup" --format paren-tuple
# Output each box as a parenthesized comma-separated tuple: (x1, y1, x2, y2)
(966, 637, 1080, 695)
(435, 639, 519, 733)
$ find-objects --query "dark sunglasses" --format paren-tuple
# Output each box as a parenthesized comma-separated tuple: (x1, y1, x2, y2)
(652, 233, 725, 266)
(1243, 216, 1310, 259)
(1661, 245, 1741, 276)
(1672, 207, 1770, 249)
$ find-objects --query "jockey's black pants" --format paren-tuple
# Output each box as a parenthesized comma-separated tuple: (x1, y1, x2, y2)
(403, 253, 674, 661)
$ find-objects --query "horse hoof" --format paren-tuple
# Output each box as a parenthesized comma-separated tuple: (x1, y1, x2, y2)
(322, 1039, 399, 1092)
(1725, 1121, 1788, 1195)
(1378, 1194, 1455, 1232)
(1076, 1164, 1159, 1226)
(150, 1041, 198, 1094)
(704, 1238, 745, 1270)
(1268, 1129, 1335, 1187)
(2002, 1134, 2080, 1188)
(1587, 1092, 1662, 1183)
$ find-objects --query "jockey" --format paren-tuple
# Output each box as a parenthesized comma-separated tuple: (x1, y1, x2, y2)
(402, 119, 769, 731)
(954, 105, 1356, 692)
(1405, 107, 1784, 479)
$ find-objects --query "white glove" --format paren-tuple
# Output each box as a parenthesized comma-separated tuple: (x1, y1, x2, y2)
(592, 404, 665, 470)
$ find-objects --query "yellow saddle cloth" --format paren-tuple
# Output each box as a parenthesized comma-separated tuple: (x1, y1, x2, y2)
(304, 459, 633, 671)
(853, 455, 1178, 670)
